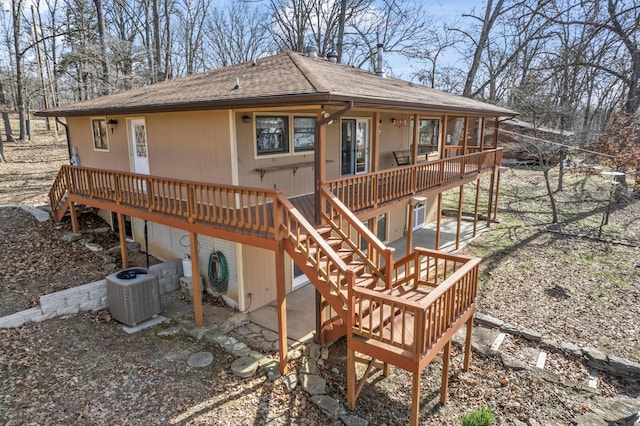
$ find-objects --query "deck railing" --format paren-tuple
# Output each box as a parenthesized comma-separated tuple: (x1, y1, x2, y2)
(351, 249, 479, 360)
(319, 186, 395, 288)
(326, 148, 502, 212)
(50, 165, 282, 236)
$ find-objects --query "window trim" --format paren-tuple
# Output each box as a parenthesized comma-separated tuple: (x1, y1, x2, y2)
(91, 117, 110, 152)
(292, 115, 317, 153)
(252, 112, 317, 159)
(409, 117, 441, 154)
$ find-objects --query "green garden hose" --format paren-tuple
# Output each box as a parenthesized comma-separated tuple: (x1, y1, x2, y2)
(208, 251, 229, 296)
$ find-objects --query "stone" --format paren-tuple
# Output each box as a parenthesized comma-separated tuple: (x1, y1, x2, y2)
(308, 343, 321, 361)
(231, 356, 259, 378)
(127, 241, 140, 252)
(283, 373, 298, 392)
(527, 419, 540, 426)
(289, 349, 303, 360)
(106, 245, 122, 256)
(310, 395, 340, 418)
(573, 413, 607, 426)
(500, 353, 528, 371)
(249, 351, 265, 361)
(98, 254, 116, 263)
(340, 414, 369, 426)
(589, 396, 640, 424)
(258, 358, 279, 371)
(501, 323, 542, 341)
(157, 326, 181, 336)
(559, 341, 583, 358)
(262, 329, 279, 342)
(321, 347, 329, 360)
(227, 312, 249, 327)
(300, 357, 317, 375)
(471, 325, 503, 357)
(247, 323, 262, 333)
(102, 263, 117, 271)
(235, 326, 251, 336)
(78, 235, 95, 245)
(93, 226, 110, 233)
(185, 327, 208, 341)
(475, 311, 505, 328)
(84, 242, 104, 252)
(584, 348, 608, 365)
(331, 367, 340, 375)
(608, 355, 640, 376)
(512, 420, 528, 426)
(187, 352, 214, 368)
(301, 374, 326, 395)
(231, 343, 251, 358)
(222, 337, 239, 352)
(267, 367, 281, 381)
(62, 232, 82, 242)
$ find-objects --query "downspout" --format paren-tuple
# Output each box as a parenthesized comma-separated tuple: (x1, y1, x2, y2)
(314, 101, 354, 224)
(56, 117, 72, 163)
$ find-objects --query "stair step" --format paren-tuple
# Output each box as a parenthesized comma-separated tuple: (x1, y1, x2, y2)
(298, 226, 333, 243)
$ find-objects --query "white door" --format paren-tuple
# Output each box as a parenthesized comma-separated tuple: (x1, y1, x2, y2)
(130, 119, 149, 176)
(413, 202, 426, 231)
(341, 119, 369, 176)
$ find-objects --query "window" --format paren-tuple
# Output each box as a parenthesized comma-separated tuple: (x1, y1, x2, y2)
(92, 118, 109, 151)
(409, 118, 440, 154)
(293, 116, 316, 152)
(377, 214, 387, 242)
(256, 116, 289, 155)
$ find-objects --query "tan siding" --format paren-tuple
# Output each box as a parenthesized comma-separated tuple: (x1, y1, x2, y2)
(67, 115, 130, 171)
(146, 110, 233, 183)
(387, 204, 408, 243)
(241, 245, 293, 311)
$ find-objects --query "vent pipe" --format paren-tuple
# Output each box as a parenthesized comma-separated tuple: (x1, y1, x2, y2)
(375, 43, 386, 77)
(327, 50, 338, 63)
(306, 45, 318, 58)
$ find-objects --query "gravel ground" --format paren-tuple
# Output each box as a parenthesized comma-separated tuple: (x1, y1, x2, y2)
(1, 131, 639, 424)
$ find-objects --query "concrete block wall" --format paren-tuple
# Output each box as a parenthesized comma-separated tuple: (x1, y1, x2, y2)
(0, 259, 183, 329)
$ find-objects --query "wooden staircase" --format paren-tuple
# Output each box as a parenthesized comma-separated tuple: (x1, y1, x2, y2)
(49, 165, 480, 425)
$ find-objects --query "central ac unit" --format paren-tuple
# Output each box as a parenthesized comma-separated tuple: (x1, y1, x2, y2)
(106, 268, 161, 326)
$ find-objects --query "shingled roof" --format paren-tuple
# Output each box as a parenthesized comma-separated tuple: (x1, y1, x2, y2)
(38, 52, 516, 117)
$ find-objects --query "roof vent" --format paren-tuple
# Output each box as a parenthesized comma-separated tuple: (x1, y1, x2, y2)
(306, 45, 318, 58)
(375, 43, 386, 78)
(327, 50, 338, 63)
(233, 77, 240, 90)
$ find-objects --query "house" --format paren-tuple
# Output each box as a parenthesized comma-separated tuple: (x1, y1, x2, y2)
(39, 51, 515, 424)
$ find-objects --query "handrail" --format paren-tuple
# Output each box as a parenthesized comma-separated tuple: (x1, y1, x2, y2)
(278, 194, 355, 301)
(352, 250, 480, 360)
(319, 185, 395, 289)
(50, 165, 282, 235)
(48, 166, 70, 214)
(325, 148, 502, 213)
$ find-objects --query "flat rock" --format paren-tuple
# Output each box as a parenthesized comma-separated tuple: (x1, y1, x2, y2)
(608, 355, 640, 375)
(573, 412, 607, 425)
(308, 343, 321, 361)
(584, 347, 607, 363)
(589, 396, 640, 424)
(470, 325, 502, 357)
(340, 414, 369, 426)
(62, 232, 82, 242)
(501, 323, 542, 341)
(235, 326, 251, 336)
(227, 312, 248, 326)
(501, 353, 528, 371)
(267, 367, 281, 381)
(93, 226, 111, 233)
(85, 242, 104, 252)
(301, 374, 326, 395)
(300, 357, 317, 375)
(157, 326, 181, 336)
(475, 311, 505, 328)
(98, 254, 116, 263)
(187, 351, 214, 368)
(106, 245, 122, 256)
(127, 241, 140, 251)
(283, 373, 298, 392)
(247, 323, 262, 333)
(559, 341, 583, 357)
(310, 395, 341, 418)
(231, 356, 259, 378)
(262, 329, 279, 342)
(78, 236, 95, 245)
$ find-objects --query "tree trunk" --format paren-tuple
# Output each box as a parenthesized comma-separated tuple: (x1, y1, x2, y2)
(336, 0, 347, 63)
(543, 168, 558, 224)
(12, 0, 26, 140)
(152, 0, 162, 82)
(94, 0, 110, 95)
(557, 150, 566, 192)
(0, 79, 15, 143)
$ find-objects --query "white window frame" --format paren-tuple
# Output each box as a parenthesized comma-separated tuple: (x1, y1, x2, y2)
(409, 117, 441, 155)
(252, 112, 317, 159)
(91, 117, 110, 152)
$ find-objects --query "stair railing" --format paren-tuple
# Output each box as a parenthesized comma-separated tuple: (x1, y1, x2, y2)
(278, 194, 356, 303)
(319, 185, 395, 289)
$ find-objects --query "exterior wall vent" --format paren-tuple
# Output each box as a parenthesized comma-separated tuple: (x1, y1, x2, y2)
(106, 268, 161, 326)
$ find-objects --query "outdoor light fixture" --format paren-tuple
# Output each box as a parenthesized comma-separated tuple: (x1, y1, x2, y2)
(107, 119, 118, 134)
(242, 115, 251, 123)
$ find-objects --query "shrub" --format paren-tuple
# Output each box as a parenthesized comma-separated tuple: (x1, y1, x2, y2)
(461, 407, 495, 426)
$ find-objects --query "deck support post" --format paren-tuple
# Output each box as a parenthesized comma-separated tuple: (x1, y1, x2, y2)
(486, 166, 496, 228)
(275, 241, 288, 375)
(435, 193, 442, 250)
(117, 212, 128, 269)
(189, 232, 203, 327)
(464, 314, 473, 370)
(456, 185, 464, 250)
(347, 345, 356, 410)
(440, 340, 451, 404)
(412, 113, 419, 164)
(69, 200, 79, 234)
(410, 372, 421, 426)
(406, 202, 414, 256)
(473, 178, 481, 237)
(493, 166, 503, 220)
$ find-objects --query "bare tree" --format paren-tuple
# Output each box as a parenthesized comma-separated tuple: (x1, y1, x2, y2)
(93, 0, 110, 95)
